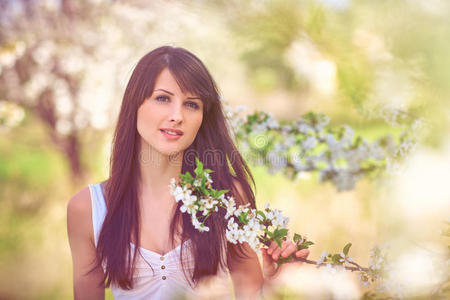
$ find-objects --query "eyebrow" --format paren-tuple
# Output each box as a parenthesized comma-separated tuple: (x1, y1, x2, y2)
(154, 88, 201, 100)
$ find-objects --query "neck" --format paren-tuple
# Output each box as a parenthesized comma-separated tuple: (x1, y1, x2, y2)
(137, 141, 183, 206)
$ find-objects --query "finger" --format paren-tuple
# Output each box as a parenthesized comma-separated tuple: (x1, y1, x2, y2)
(281, 243, 296, 258)
(261, 248, 277, 273)
(295, 249, 310, 259)
(261, 249, 272, 264)
(270, 240, 291, 260)
(267, 241, 278, 255)
(272, 244, 285, 261)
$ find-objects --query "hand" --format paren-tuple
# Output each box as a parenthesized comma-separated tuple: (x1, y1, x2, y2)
(261, 241, 310, 279)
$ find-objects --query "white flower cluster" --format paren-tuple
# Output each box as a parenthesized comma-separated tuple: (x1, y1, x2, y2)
(316, 251, 353, 268)
(226, 211, 262, 251)
(226, 203, 290, 251)
(264, 203, 289, 228)
(368, 245, 386, 272)
(316, 251, 328, 265)
(356, 244, 389, 289)
(169, 177, 291, 252)
(170, 177, 211, 232)
(226, 109, 419, 192)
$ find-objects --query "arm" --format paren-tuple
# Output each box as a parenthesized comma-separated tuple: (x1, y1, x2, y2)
(228, 242, 264, 299)
(227, 179, 264, 299)
(67, 187, 105, 300)
(227, 179, 310, 299)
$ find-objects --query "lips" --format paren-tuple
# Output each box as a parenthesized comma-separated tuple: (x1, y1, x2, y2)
(160, 128, 184, 136)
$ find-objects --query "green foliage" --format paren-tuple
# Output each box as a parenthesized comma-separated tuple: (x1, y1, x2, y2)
(230, 0, 304, 92)
(343, 242, 352, 255)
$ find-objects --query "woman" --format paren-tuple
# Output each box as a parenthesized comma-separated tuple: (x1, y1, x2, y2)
(67, 46, 309, 299)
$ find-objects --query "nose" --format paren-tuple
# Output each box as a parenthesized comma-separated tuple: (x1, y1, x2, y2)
(169, 101, 183, 124)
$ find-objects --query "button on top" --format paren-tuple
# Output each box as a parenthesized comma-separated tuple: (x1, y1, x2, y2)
(161, 265, 165, 270)
(160, 256, 164, 261)
(162, 275, 167, 280)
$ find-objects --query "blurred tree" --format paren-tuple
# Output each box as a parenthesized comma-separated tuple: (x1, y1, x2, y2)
(214, 0, 447, 147)
(0, 0, 120, 181)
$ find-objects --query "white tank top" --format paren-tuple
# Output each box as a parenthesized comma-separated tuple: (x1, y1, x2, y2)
(88, 183, 232, 299)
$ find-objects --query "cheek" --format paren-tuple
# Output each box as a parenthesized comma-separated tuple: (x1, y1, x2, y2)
(190, 115, 203, 137)
(137, 105, 157, 139)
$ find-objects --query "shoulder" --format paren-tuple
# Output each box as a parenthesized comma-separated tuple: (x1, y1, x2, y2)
(67, 186, 94, 243)
(231, 177, 252, 205)
(67, 186, 92, 219)
(231, 177, 243, 194)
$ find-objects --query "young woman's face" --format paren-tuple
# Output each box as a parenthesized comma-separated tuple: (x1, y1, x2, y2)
(137, 68, 204, 157)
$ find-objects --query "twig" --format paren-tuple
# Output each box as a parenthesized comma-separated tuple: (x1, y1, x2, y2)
(286, 256, 369, 272)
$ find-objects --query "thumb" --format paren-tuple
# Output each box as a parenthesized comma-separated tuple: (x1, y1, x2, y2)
(261, 248, 273, 266)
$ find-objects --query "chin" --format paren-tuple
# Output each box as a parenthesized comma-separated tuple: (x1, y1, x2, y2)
(155, 145, 185, 157)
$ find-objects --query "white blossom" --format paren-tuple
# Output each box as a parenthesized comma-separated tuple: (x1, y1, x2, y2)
(180, 194, 198, 214)
(172, 186, 185, 202)
(296, 122, 312, 134)
(234, 203, 250, 217)
(302, 136, 318, 150)
(204, 172, 213, 184)
(191, 215, 209, 232)
(325, 133, 340, 151)
(223, 196, 236, 219)
(200, 196, 218, 210)
(271, 209, 289, 228)
(266, 116, 279, 129)
(358, 272, 370, 287)
(317, 251, 328, 265)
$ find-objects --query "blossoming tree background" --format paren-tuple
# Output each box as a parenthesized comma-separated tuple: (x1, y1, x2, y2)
(1, 0, 449, 299)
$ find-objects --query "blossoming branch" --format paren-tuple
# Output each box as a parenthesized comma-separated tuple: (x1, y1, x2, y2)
(169, 157, 387, 287)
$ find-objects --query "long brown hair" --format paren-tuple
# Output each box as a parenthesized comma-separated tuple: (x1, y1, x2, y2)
(92, 46, 256, 289)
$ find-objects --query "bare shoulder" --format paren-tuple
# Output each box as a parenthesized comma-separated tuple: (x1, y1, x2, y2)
(67, 186, 92, 220)
(231, 177, 244, 195)
(231, 177, 250, 205)
(67, 186, 105, 298)
(67, 186, 94, 243)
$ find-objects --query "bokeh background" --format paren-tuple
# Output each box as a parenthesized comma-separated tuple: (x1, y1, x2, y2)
(1, 0, 449, 299)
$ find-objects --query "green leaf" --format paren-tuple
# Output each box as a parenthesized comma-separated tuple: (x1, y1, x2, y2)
(297, 241, 314, 250)
(332, 254, 341, 264)
(293, 233, 301, 243)
(276, 255, 293, 266)
(343, 243, 352, 255)
(195, 157, 203, 168)
(238, 212, 248, 225)
(275, 237, 282, 248)
(201, 177, 206, 188)
(217, 189, 229, 197)
(257, 210, 266, 220)
(273, 228, 288, 239)
(194, 158, 204, 177)
(199, 186, 207, 195)
(180, 172, 193, 182)
(303, 241, 314, 247)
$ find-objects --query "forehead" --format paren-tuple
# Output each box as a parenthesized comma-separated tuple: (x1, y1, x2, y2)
(153, 68, 196, 97)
